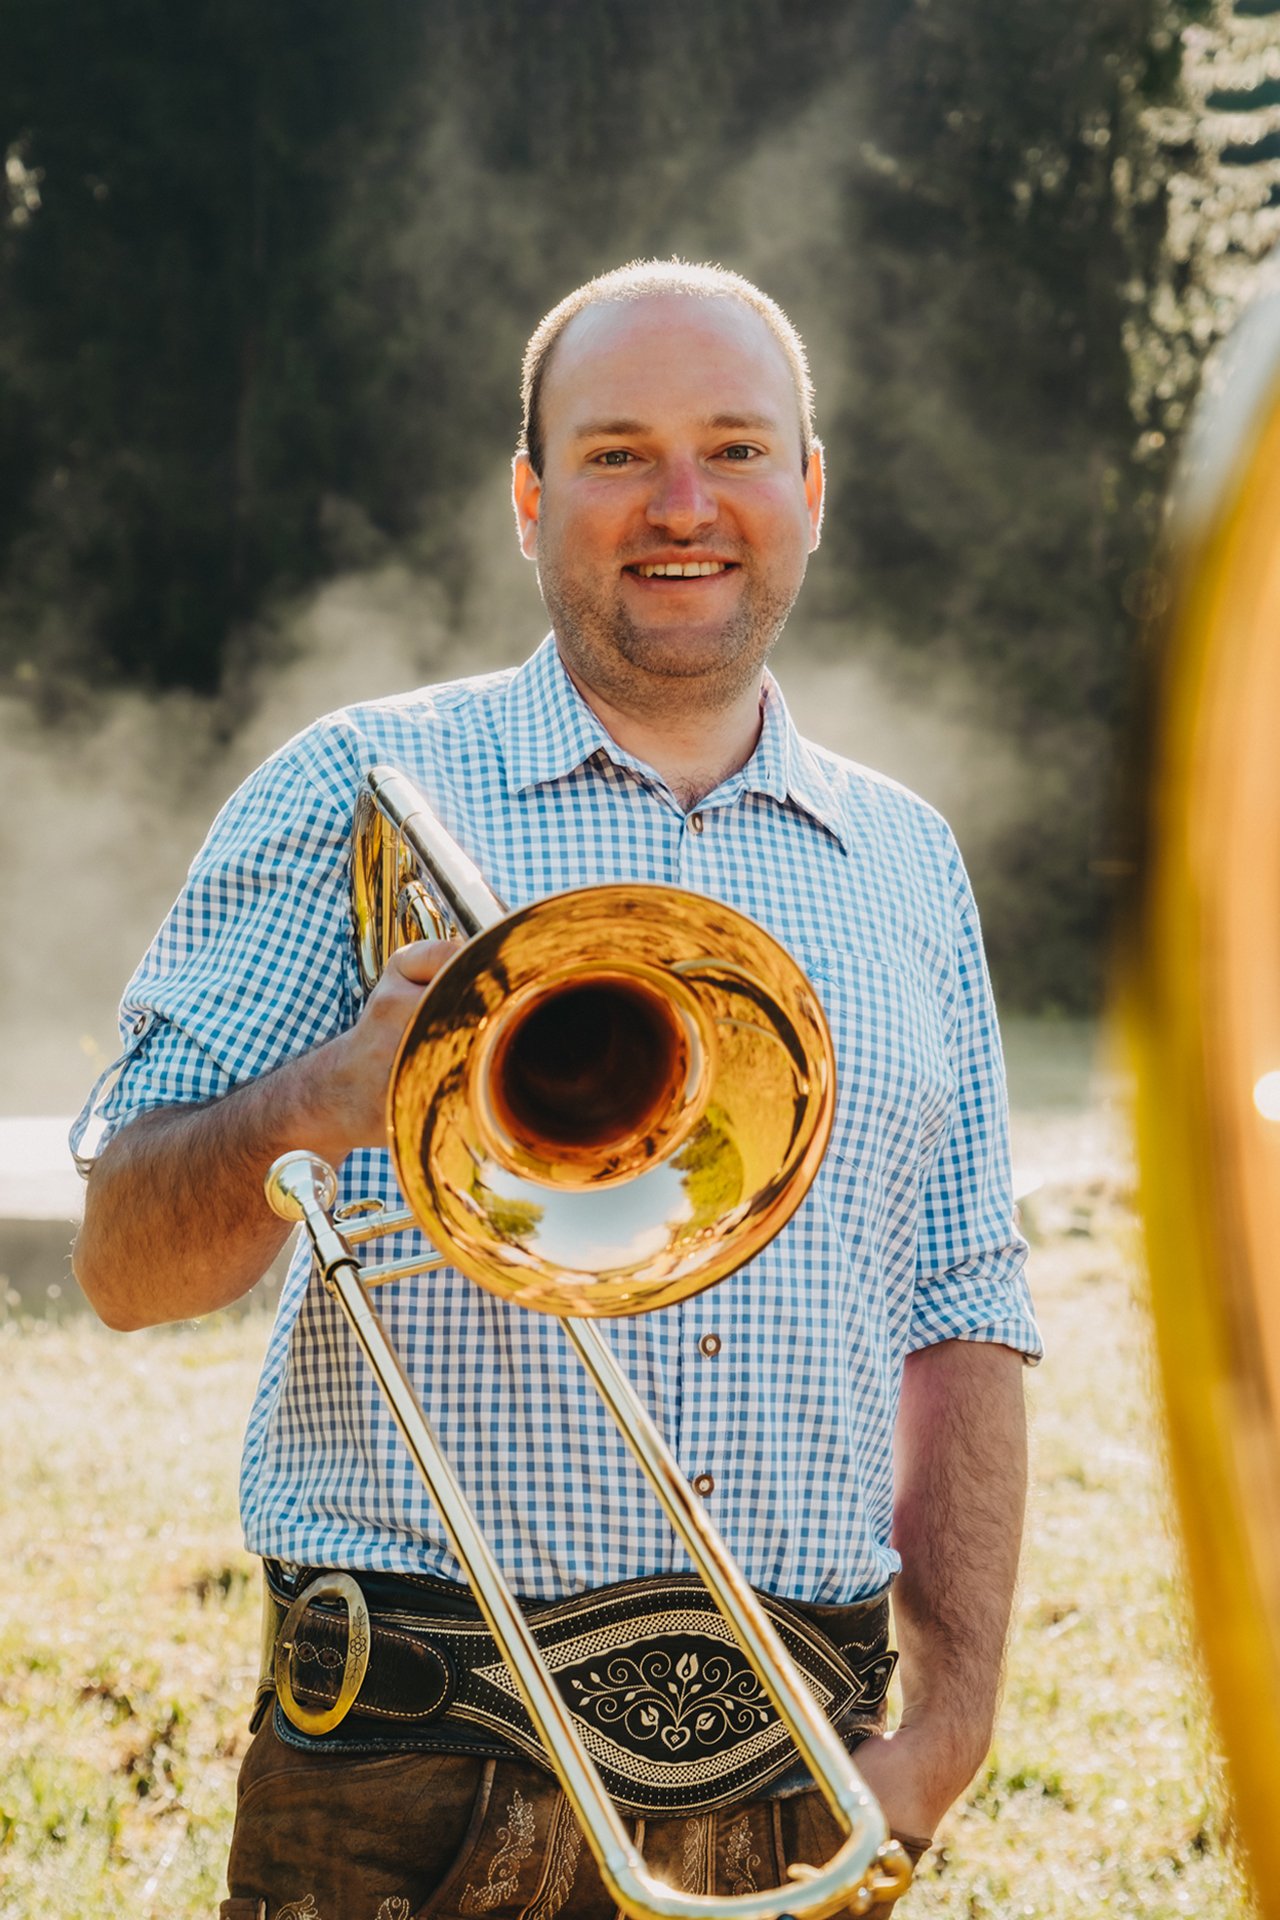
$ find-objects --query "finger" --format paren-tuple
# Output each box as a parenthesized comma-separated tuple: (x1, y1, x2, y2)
(382, 938, 462, 985)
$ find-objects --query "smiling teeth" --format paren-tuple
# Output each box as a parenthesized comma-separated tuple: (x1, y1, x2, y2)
(636, 561, 728, 577)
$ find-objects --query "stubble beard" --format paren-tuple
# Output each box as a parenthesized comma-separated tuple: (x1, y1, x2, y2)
(539, 561, 801, 722)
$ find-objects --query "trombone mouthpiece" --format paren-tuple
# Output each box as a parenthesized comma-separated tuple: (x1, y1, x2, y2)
(264, 1150, 339, 1222)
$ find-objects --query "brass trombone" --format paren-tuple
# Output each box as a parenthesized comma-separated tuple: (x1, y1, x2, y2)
(265, 765, 911, 1920)
(1127, 286, 1280, 1911)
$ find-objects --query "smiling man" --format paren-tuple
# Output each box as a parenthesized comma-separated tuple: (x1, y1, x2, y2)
(72, 260, 1040, 1919)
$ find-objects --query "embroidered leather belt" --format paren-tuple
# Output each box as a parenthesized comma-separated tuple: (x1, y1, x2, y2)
(258, 1561, 896, 1818)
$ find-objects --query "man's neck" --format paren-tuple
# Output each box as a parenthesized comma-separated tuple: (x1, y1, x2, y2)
(560, 659, 766, 811)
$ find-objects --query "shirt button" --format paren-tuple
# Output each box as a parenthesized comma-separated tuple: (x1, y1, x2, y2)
(688, 812, 704, 835)
(692, 1473, 715, 1496)
(698, 1332, 721, 1358)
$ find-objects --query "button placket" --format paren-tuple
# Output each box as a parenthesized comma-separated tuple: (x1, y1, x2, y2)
(678, 808, 708, 886)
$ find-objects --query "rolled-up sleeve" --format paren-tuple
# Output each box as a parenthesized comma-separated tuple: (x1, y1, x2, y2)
(910, 844, 1042, 1363)
(71, 747, 357, 1160)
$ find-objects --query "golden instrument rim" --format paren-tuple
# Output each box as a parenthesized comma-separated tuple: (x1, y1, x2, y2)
(1128, 290, 1280, 1906)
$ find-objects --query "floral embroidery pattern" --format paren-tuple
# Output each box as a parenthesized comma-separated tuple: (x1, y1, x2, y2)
(724, 1812, 761, 1895)
(276, 1899, 321, 1920)
(569, 1649, 771, 1753)
(292, 1618, 370, 1673)
(460, 1789, 537, 1914)
(374, 1901, 412, 1920)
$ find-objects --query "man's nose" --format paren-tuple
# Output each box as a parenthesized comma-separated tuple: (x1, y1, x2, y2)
(645, 458, 718, 537)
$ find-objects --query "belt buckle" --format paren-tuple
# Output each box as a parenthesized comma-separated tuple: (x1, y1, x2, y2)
(275, 1572, 371, 1735)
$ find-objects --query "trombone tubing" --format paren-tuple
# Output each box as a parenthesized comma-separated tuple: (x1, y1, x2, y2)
(367, 763, 504, 940)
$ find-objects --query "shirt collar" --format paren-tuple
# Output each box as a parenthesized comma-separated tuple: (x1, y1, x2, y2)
(503, 636, 617, 794)
(503, 635, 849, 851)
(740, 672, 851, 851)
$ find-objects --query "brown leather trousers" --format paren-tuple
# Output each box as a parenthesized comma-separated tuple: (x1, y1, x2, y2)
(219, 1724, 927, 1920)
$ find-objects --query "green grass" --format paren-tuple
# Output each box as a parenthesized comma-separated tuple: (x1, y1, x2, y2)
(0, 1090, 1261, 1917)
(0, 1319, 261, 1914)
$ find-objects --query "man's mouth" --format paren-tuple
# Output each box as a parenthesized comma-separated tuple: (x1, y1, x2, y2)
(625, 561, 736, 579)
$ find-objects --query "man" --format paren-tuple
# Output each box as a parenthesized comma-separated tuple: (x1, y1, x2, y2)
(72, 260, 1040, 1919)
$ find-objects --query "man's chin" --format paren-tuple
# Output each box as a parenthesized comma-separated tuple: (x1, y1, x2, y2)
(617, 624, 755, 679)
(544, 587, 780, 705)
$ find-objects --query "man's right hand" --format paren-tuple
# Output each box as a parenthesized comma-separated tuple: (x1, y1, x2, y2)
(319, 938, 461, 1155)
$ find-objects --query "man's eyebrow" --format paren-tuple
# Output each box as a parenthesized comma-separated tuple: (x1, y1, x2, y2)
(705, 412, 781, 433)
(571, 412, 783, 441)
(571, 418, 649, 441)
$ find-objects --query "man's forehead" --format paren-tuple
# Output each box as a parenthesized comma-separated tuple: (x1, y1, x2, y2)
(542, 293, 797, 429)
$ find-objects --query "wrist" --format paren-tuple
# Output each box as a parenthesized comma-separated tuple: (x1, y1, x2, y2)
(904, 1695, 991, 1753)
(270, 1033, 373, 1170)
(852, 1729, 953, 1848)
(890, 1710, 990, 1810)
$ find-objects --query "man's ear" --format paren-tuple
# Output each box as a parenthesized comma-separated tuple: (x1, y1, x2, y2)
(805, 440, 825, 552)
(512, 452, 542, 560)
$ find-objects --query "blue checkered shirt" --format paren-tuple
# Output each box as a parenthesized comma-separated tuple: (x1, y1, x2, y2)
(73, 637, 1039, 1604)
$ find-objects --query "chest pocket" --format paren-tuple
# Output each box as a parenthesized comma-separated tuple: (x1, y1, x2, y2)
(792, 943, 955, 1183)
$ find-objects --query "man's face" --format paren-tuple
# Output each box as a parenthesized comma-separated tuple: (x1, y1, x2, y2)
(513, 295, 824, 719)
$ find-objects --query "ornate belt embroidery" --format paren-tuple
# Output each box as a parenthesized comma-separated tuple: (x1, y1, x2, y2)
(263, 1569, 895, 1818)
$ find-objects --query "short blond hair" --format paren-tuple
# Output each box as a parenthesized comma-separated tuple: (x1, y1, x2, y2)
(519, 259, 817, 476)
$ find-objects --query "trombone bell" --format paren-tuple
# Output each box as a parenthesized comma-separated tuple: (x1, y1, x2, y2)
(387, 883, 835, 1317)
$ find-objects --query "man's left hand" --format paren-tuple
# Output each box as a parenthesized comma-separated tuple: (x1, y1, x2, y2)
(850, 1723, 974, 1855)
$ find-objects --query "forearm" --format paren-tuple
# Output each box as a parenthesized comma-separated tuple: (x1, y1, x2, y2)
(72, 1038, 358, 1330)
(893, 1339, 1027, 1787)
(854, 1338, 1028, 1843)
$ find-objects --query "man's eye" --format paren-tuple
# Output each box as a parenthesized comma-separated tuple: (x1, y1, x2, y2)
(593, 449, 634, 467)
(720, 444, 760, 462)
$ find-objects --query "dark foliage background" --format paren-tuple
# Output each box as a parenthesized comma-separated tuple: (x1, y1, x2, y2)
(2, 0, 1218, 1012)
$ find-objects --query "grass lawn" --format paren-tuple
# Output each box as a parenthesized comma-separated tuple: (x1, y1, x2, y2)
(0, 1039, 1261, 1917)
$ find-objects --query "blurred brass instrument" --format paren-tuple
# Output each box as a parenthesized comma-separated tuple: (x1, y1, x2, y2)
(265, 765, 911, 1920)
(1128, 286, 1280, 1909)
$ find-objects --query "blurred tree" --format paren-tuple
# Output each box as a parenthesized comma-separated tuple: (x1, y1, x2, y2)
(1, 0, 427, 692)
